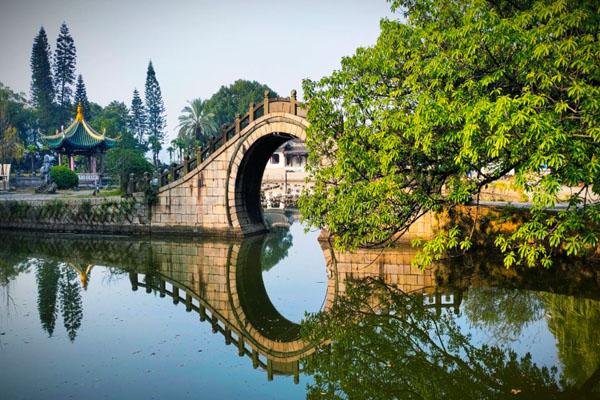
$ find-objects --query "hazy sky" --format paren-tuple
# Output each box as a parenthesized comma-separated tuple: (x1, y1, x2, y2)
(0, 0, 395, 155)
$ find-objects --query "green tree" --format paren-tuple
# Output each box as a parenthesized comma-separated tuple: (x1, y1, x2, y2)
(129, 88, 147, 149)
(53, 22, 77, 125)
(73, 74, 91, 120)
(0, 127, 25, 164)
(105, 148, 153, 191)
(0, 82, 37, 147)
(30, 27, 55, 132)
(176, 98, 217, 150)
(144, 61, 166, 166)
(205, 79, 278, 128)
(299, 0, 600, 268)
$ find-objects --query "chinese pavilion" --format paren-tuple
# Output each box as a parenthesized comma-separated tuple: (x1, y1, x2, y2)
(43, 103, 118, 174)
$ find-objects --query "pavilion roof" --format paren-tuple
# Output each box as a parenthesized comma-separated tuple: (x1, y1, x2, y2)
(43, 104, 118, 154)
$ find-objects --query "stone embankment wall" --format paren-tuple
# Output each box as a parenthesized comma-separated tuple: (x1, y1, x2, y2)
(0, 196, 150, 235)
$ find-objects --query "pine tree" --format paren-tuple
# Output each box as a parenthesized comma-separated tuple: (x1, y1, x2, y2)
(53, 22, 77, 125)
(30, 27, 55, 132)
(129, 88, 147, 149)
(73, 74, 91, 120)
(144, 61, 166, 166)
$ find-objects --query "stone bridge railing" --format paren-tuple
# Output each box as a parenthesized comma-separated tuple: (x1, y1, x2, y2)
(153, 90, 304, 190)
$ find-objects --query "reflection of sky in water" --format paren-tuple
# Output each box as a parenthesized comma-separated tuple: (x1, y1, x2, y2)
(0, 224, 598, 398)
(454, 296, 560, 375)
(261, 221, 327, 323)
(0, 253, 315, 399)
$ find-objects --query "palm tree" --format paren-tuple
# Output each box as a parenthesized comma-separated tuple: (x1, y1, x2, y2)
(171, 138, 186, 163)
(166, 146, 174, 164)
(176, 98, 217, 150)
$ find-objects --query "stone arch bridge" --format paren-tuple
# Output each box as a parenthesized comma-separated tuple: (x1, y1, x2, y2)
(148, 90, 308, 236)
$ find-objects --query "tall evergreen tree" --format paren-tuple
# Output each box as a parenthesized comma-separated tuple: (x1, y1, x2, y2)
(144, 61, 166, 165)
(73, 74, 90, 120)
(30, 27, 55, 132)
(53, 22, 77, 125)
(129, 88, 147, 149)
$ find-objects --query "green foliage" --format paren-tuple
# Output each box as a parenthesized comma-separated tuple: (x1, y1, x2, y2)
(299, 0, 600, 267)
(177, 98, 217, 149)
(30, 27, 55, 132)
(105, 148, 153, 190)
(0, 82, 37, 147)
(89, 100, 143, 151)
(49, 165, 78, 189)
(128, 88, 147, 149)
(53, 22, 77, 125)
(204, 79, 278, 128)
(144, 61, 166, 166)
(73, 74, 91, 120)
(0, 126, 25, 164)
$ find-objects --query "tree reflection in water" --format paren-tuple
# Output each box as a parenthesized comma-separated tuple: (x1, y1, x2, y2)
(301, 278, 600, 400)
(36, 261, 60, 337)
(58, 264, 83, 342)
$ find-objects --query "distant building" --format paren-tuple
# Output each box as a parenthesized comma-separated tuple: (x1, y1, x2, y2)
(262, 139, 309, 209)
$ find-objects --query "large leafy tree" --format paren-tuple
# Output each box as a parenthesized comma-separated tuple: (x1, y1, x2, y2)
(205, 79, 278, 128)
(30, 27, 55, 132)
(0, 83, 36, 147)
(176, 98, 217, 150)
(299, 0, 600, 268)
(128, 88, 147, 150)
(73, 74, 91, 120)
(53, 22, 77, 126)
(144, 61, 166, 166)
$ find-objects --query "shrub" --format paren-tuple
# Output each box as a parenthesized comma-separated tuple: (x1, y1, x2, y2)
(105, 148, 153, 191)
(49, 165, 79, 189)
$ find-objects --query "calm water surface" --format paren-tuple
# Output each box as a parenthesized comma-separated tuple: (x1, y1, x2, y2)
(0, 210, 599, 399)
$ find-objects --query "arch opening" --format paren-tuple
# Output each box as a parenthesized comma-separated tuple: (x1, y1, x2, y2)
(234, 132, 296, 234)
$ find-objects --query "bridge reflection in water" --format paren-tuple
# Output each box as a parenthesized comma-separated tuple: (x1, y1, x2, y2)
(2, 213, 599, 396)
(0, 219, 463, 384)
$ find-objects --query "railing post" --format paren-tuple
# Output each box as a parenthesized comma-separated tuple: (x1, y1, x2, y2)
(290, 89, 297, 115)
(183, 155, 190, 174)
(248, 102, 255, 122)
(263, 90, 270, 114)
(170, 164, 176, 183)
(237, 336, 245, 356)
(235, 113, 241, 135)
(185, 291, 192, 312)
(196, 147, 202, 164)
(222, 125, 227, 144)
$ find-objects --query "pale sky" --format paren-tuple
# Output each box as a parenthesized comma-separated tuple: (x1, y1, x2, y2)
(0, 0, 395, 160)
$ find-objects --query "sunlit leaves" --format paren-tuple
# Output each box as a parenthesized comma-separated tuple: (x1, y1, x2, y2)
(300, 0, 600, 267)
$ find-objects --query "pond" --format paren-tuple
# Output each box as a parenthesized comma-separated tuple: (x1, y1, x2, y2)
(0, 210, 599, 399)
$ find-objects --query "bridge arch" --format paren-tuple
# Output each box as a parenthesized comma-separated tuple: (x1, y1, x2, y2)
(226, 114, 307, 235)
(150, 93, 309, 237)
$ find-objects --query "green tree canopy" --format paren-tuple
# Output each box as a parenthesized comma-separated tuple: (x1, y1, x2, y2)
(53, 22, 77, 126)
(176, 98, 217, 149)
(299, 0, 600, 268)
(73, 74, 91, 120)
(30, 27, 55, 132)
(144, 61, 166, 166)
(205, 79, 278, 128)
